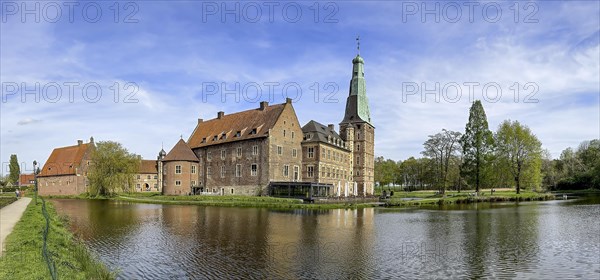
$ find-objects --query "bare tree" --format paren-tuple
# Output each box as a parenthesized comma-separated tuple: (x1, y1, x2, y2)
(422, 129, 462, 194)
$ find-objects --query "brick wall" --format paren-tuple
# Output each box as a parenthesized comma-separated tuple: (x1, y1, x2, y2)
(38, 175, 87, 195)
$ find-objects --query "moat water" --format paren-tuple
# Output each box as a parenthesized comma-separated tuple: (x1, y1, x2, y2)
(51, 196, 600, 279)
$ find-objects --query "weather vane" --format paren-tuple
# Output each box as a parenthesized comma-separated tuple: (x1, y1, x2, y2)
(356, 35, 360, 55)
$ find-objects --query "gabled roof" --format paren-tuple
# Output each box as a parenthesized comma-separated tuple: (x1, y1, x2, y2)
(302, 120, 349, 150)
(39, 142, 92, 177)
(187, 101, 288, 149)
(162, 139, 199, 162)
(19, 173, 35, 185)
(138, 160, 158, 174)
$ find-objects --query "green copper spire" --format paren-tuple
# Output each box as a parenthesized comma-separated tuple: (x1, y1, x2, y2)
(341, 39, 372, 125)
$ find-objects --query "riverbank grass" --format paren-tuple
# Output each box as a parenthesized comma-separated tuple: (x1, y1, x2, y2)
(117, 193, 375, 209)
(0, 199, 114, 279)
(384, 190, 555, 207)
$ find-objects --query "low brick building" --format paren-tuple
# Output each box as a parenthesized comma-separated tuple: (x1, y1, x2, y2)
(38, 138, 95, 196)
(18, 173, 35, 187)
(133, 160, 159, 192)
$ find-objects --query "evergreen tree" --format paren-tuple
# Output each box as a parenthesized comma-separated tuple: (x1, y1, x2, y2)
(461, 100, 494, 193)
(8, 154, 20, 186)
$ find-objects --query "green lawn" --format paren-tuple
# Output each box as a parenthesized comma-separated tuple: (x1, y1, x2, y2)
(384, 190, 555, 207)
(0, 199, 114, 279)
(117, 193, 375, 209)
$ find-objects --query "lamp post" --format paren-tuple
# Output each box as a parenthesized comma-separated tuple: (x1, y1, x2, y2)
(33, 160, 38, 204)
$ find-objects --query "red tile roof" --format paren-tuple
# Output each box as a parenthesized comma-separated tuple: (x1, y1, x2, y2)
(187, 101, 287, 149)
(139, 160, 158, 174)
(162, 139, 199, 162)
(19, 173, 35, 185)
(39, 142, 92, 177)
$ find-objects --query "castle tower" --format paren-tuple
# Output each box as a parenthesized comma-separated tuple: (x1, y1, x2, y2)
(339, 42, 375, 196)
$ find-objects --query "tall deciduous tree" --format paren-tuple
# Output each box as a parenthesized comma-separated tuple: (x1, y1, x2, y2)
(422, 129, 462, 194)
(9, 154, 20, 186)
(88, 141, 139, 197)
(495, 120, 542, 194)
(461, 100, 494, 193)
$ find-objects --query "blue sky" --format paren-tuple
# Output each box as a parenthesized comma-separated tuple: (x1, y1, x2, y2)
(1, 0, 599, 175)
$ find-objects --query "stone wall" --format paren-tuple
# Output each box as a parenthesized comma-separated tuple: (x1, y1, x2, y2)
(195, 138, 270, 195)
(38, 175, 87, 195)
(133, 173, 159, 192)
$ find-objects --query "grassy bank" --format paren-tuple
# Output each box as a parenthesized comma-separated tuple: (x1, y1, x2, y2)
(0, 199, 114, 279)
(383, 190, 555, 207)
(116, 193, 375, 210)
(43, 189, 557, 210)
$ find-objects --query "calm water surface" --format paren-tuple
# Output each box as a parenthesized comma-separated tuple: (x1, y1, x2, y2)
(51, 196, 600, 279)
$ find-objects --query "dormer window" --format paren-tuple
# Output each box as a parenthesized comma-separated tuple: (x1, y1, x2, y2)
(213, 136, 218, 141)
(220, 133, 226, 140)
(201, 138, 206, 143)
(249, 128, 257, 135)
(235, 131, 241, 137)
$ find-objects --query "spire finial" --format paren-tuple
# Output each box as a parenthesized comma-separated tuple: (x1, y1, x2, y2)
(356, 35, 360, 55)
(180, 134, 183, 139)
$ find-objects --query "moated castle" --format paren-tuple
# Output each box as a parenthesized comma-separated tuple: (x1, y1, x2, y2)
(38, 53, 375, 197)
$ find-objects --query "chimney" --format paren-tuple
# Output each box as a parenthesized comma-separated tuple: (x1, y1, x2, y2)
(259, 101, 268, 110)
(89, 136, 94, 143)
(217, 111, 224, 119)
(198, 118, 203, 124)
(328, 124, 335, 131)
(286, 98, 292, 104)
(77, 140, 83, 146)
